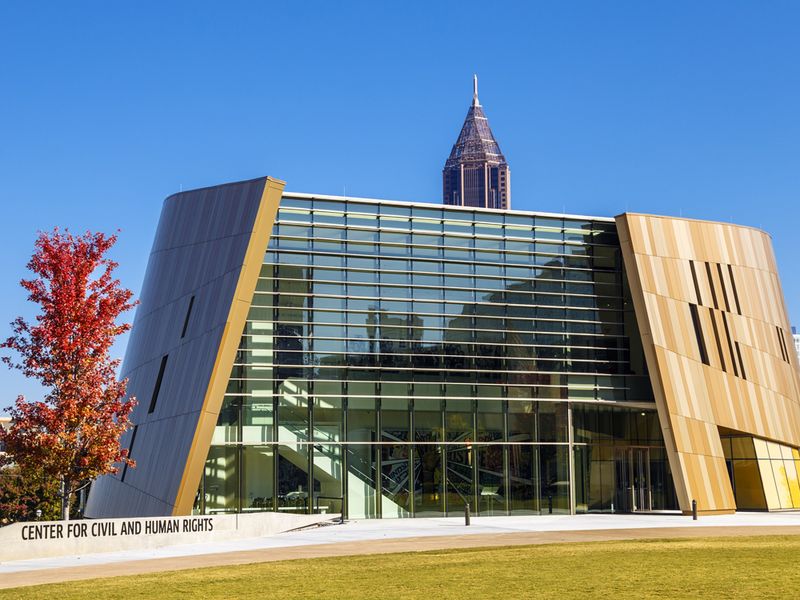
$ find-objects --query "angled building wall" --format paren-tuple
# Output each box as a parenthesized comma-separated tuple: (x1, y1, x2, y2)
(88, 179, 800, 519)
(86, 176, 285, 517)
(617, 213, 800, 514)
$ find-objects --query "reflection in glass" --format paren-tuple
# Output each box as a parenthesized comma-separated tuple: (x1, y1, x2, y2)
(242, 397, 274, 444)
(508, 445, 539, 514)
(476, 400, 503, 442)
(540, 445, 570, 514)
(347, 398, 376, 443)
(381, 398, 411, 518)
(381, 443, 411, 518)
(313, 397, 342, 442)
(242, 446, 274, 512)
(196, 196, 679, 519)
(347, 444, 377, 518)
(313, 444, 343, 514)
(414, 399, 442, 443)
(278, 382, 309, 442)
(446, 444, 474, 516)
(414, 445, 444, 516)
(732, 459, 767, 509)
(278, 444, 310, 513)
(478, 445, 505, 515)
(204, 446, 238, 513)
(213, 398, 240, 444)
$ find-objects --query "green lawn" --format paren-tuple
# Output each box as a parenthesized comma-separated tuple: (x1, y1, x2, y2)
(6, 535, 799, 599)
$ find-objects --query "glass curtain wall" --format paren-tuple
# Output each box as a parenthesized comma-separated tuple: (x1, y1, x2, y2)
(194, 196, 677, 517)
(722, 434, 800, 510)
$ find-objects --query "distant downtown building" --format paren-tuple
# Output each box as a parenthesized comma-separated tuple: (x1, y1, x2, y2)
(86, 176, 800, 519)
(443, 76, 510, 210)
(0, 417, 9, 456)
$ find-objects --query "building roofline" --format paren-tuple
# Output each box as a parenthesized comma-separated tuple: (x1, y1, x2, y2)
(617, 211, 770, 238)
(164, 179, 766, 234)
(283, 191, 617, 223)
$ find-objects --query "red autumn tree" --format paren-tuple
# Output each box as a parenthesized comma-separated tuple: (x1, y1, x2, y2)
(1, 229, 138, 520)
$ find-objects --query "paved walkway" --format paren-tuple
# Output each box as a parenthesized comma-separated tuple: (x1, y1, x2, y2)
(4, 512, 800, 589)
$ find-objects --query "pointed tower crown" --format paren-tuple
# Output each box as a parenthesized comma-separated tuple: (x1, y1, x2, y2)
(445, 75, 507, 168)
(442, 76, 511, 209)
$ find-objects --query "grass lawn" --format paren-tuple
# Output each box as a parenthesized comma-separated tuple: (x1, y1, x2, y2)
(5, 535, 799, 599)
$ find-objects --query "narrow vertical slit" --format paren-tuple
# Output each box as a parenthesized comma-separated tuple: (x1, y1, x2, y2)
(181, 295, 196, 338)
(721, 312, 739, 378)
(709, 308, 726, 372)
(776, 326, 786, 362)
(735, 342, 747, 381)
(689, 304, 709, 366)
(782, 332, 788, 362)
(121, 425, 138, 482)
(704, 262, 719, 309)
(784, 331, 791, 363)
(783, 330, 792, 364)
(689, 261, 703, 306)
(148, 355, 169, 414)
(727, 264, 742, 315)
(777, 327, 790, 363)
(716, 263, 731, 313)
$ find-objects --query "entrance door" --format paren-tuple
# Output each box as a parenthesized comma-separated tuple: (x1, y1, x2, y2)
(614, 448, 652, 512)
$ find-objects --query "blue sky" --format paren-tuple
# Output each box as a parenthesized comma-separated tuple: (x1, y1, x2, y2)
(1, 1, 799, 406)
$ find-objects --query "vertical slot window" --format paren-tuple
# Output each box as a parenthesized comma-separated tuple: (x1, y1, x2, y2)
(121, 425, 138, 482)
(709, 308, 726, 372)
(149, 355, 169, 414)
(783, 330, 791, 363)
(704, 262, 719, 309)
(735, 342, 747, 380)
(721, 312, 739, 378)
(777, 327, 789, 363)
(181, 295, 196, 338)
(689, 261, 703, 306)
(727, 264, 742, 315)
(689, 304, 709, 366)
(716, 263, 731, 313)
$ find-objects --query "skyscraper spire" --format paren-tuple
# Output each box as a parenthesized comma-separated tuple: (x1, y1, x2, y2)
(442, 76, 511, 209)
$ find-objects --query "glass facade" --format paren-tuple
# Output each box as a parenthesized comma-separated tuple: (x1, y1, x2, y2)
(722, 434, 800, 510)
(194, 195, 678, 517)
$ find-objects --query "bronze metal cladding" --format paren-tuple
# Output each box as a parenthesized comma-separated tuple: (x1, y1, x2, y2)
(86, 176, 285, 517)
(617, 213, 800, 515)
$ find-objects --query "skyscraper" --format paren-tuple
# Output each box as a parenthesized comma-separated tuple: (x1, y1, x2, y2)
(443, 75, 511, 209)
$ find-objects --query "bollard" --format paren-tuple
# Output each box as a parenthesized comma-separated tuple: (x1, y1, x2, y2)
(548, 495, 553, 514)
(464, 502, 471, 526)
(692, 499, 697, 521)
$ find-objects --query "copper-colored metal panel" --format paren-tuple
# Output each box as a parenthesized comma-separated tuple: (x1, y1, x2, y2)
(617, 213, 800, 515)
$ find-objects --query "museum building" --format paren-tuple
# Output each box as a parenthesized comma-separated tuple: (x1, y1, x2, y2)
(86, 176, 800, 519)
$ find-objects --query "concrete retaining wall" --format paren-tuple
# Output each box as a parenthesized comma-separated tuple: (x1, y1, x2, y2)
(0, 512, 338, 562)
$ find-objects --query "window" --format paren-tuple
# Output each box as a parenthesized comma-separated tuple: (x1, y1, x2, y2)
(689, 304, 709, 365)
(181, 295, 195, 338)
(121, 425, 138, 482)
(709, 307, 726, 372)
(148, 355, 169, 414)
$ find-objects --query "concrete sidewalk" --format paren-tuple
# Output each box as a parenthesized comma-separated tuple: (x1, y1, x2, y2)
(3, 512, 800, 590)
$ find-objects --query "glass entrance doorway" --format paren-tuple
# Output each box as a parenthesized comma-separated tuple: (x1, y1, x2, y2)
(614, 447, 652, 512)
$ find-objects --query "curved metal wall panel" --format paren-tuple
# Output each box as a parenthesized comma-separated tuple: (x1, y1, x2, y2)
(86, 176, 285, 517)
(617, 213, 800, 515)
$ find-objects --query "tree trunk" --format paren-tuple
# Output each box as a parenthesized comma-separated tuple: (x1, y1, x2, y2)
(61, 477, 71, 521)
